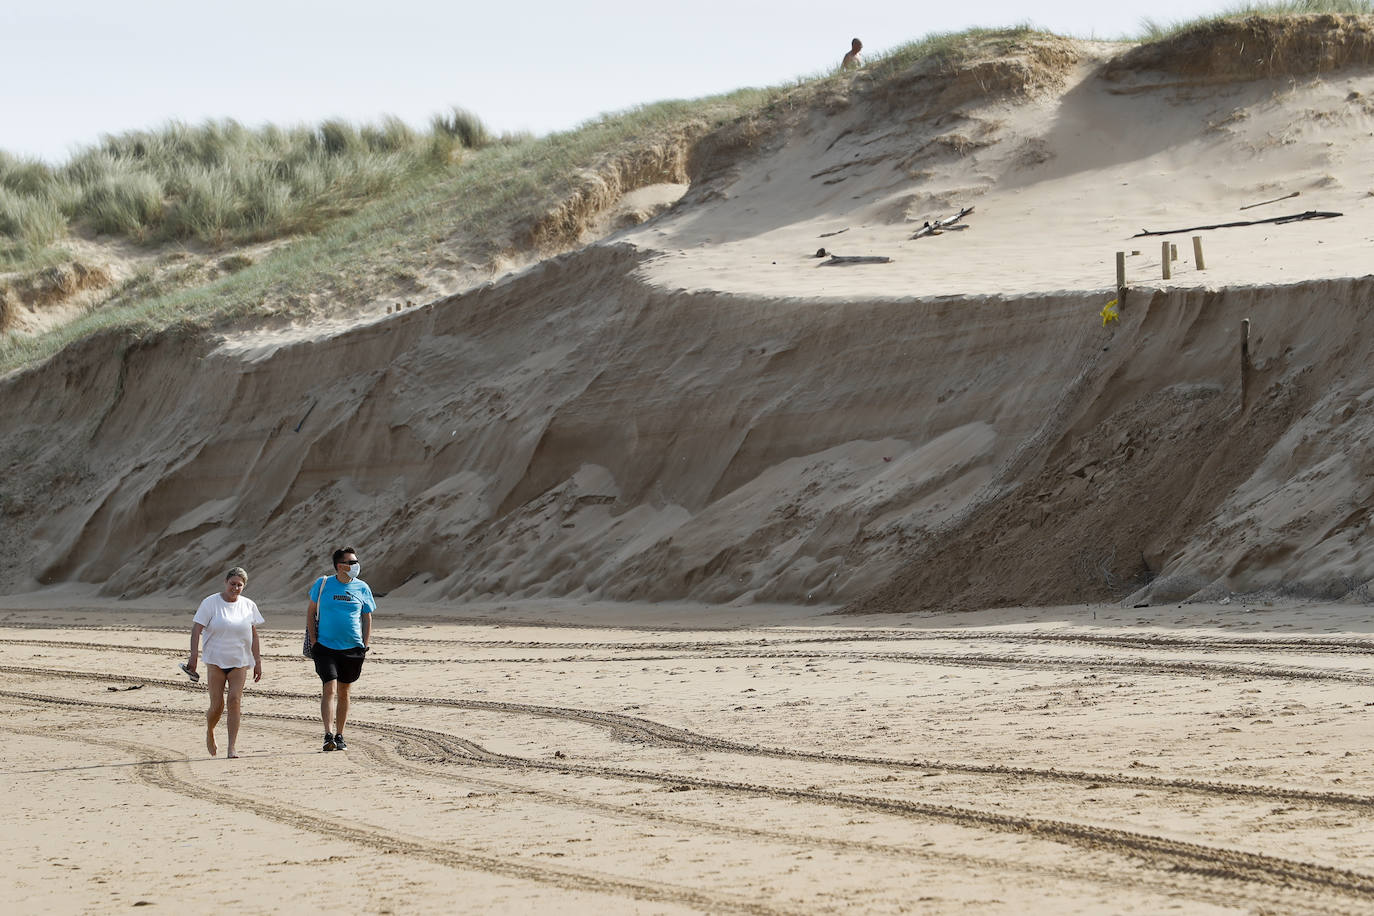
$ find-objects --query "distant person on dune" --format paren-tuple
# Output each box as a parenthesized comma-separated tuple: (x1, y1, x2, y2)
(841, 37, 863, 70)
(183, 567, 263, 759)
(305, 546, 375, 753)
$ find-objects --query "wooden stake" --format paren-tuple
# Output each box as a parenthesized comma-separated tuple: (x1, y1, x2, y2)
(1240, 318, 1252, 407)
(1161, 241, 1172, 279)
(1193, 235, 1206, 269)
(1116, 251, 1126, 291)
(1170, 243, 1178, 261)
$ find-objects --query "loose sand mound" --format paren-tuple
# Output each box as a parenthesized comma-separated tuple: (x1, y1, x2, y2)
(3, 18, 1374, 610)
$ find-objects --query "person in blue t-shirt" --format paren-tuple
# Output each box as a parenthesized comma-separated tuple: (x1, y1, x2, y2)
(305, 546, 375, 752)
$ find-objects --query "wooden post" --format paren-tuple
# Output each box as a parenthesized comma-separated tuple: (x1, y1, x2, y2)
(1116, 251, 1126, 291)
(1193, 235, 1206, 269)
(1240, 318, 1252, 408)
(1161, 241, 1172, 279)
(1170, 243, 1178, 261)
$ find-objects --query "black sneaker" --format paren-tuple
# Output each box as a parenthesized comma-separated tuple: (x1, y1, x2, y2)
(332, 733, 347, 751)
(323, 732, 336, 752)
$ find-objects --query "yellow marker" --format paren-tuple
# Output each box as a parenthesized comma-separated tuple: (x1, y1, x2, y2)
(1100, 298, 1119, 326)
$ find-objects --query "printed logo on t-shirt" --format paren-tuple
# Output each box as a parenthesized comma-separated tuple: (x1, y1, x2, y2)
(331, 594, 359, 603)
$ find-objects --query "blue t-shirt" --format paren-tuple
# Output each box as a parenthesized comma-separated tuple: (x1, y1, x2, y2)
(309, 575, 375, 650)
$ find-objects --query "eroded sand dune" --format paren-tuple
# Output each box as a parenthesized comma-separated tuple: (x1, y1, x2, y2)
(4, 17, 1374, 610)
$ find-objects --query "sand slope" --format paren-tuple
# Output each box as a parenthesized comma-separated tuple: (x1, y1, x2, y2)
(4, 18, 1374, 609)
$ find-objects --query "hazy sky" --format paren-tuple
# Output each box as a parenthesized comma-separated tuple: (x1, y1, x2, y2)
(3, 0, 1243, 164)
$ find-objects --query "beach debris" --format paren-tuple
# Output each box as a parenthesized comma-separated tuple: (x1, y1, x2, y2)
(107, 684, 144, 692)
(912, 206, 974, 239)
(293, 398, 318, 434)
(1240, 191, 1299, 211)
(814, 248, 828, 258)
(818, 227, 849, 238)
(818, 254, 892, 266)
(1100, 299, 1120, 326)
(1133, 210, 1341, 237)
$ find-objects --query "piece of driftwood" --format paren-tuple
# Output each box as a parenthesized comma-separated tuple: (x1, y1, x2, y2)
(818, 227, 849, 238)
(819, 255, 892, 266)
(912, 206, 974, 239)
(1239, 191, 1299, 210)
(1132, 210, 1341, 237)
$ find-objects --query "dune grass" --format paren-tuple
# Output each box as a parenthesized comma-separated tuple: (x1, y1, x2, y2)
(1140, 0, 1374, 40)
(4, 11, 1371, 373)
(0, 93, 771, 372)
(0, 108, 502, 267)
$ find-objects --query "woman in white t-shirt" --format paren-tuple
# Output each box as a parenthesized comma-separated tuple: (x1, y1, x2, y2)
(184, 567, 264, 758)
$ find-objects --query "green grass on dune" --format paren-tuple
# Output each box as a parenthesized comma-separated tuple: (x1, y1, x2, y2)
(0, 108, 500, 265)
(4, 9, 1373, 373)
(0, 94, 771, 372)
(1140, 0, 1374, 40)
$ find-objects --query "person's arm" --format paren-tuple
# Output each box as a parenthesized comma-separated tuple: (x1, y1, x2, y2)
(305, 593, 319, 644)
(187, 622, 205, 675)
(251, 625, 263, 682)
(361, 611, 371, 648)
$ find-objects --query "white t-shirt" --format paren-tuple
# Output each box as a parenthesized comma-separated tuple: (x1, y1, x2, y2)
(193, 593, 265, 669)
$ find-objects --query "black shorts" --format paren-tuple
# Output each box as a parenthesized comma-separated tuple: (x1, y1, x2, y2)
(311, 643, 368, 684)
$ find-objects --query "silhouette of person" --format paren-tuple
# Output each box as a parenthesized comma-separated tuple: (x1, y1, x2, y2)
(842, 38, 863, 70)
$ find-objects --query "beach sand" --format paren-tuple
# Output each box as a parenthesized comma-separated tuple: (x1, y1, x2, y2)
(2, 595, 1372, 914)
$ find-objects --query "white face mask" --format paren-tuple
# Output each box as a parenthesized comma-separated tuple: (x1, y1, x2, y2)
(347, 562, 361, 578)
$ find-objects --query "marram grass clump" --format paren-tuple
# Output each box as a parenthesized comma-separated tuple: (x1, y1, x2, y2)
(0, 110, 503, 262)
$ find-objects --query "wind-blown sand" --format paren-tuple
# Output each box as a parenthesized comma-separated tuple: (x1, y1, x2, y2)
(5, 15, 1374, 914)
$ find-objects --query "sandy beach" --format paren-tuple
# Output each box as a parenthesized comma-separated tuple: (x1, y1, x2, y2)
(3, 595, 1372, 914)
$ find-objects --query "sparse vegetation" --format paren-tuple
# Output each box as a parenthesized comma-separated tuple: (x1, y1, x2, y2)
(1140, 0, 1374, 41)
(0, 111, 507, 262)
(3, 11, 1372, 373)
(0, 93, 772, 372)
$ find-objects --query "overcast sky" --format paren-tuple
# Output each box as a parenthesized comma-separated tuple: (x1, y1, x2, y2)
(3, 0, 1244, 164)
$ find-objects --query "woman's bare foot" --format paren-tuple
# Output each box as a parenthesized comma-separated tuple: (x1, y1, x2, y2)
(227, 751, 239, 759)
(206, 727, 217, 756)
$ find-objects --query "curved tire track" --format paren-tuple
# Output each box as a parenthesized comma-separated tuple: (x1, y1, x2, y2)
(2, 688, 1373, 905)
(0, 716, 796, 915)
(3, 664, 1372, 813)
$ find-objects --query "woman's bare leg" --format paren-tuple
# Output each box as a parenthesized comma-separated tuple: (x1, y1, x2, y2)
(224, 667, 249, 758)
(205, 666, 228, 756)
(321, 680, 337, 734)
(335, 681, 352, 736)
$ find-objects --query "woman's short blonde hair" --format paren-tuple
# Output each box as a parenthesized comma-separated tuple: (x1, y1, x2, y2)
(225, 566, 249, 584)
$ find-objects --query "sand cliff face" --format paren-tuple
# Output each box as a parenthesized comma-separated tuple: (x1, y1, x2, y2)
(4, 19, 1374, 608)
(5, 260, 1372, 608)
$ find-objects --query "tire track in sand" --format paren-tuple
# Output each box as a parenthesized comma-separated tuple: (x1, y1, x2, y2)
(2, 664, 1372, 812)
(2, 688, 1372, 906)
(4, 637, 1372, 683)
(6, 623, 1374, 655)
(0, 718, 797, 916)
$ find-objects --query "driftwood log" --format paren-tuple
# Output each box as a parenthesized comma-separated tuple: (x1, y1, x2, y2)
(818, 255, 892, 266)
(1132, 210, 1341, 237)
(912, 206, 975, 239)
